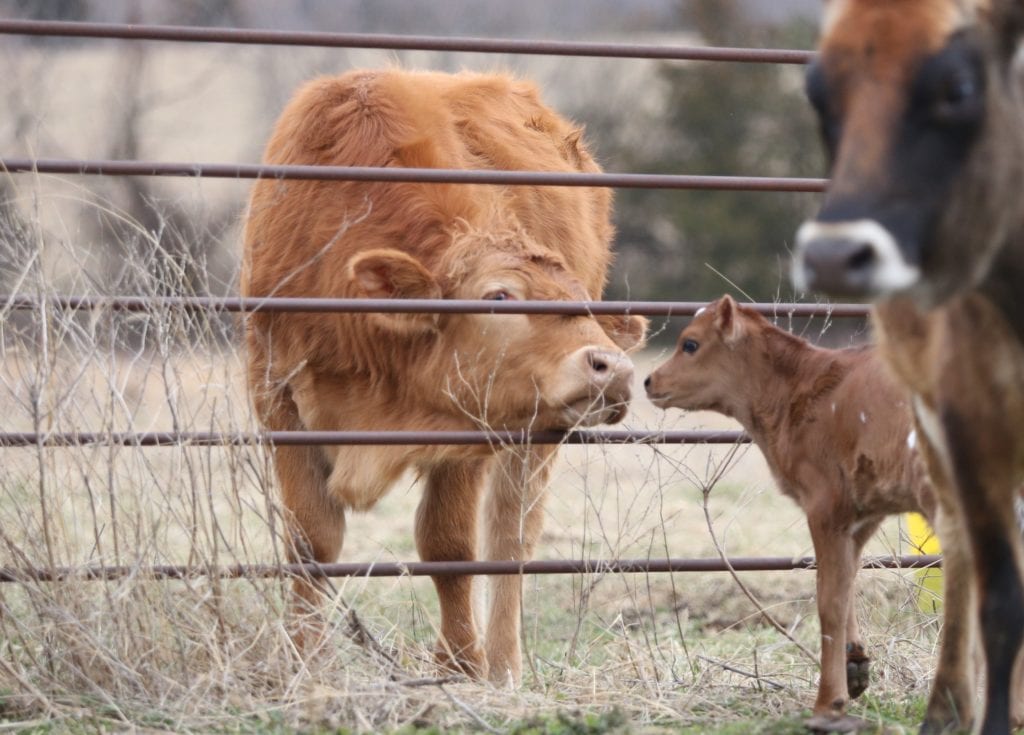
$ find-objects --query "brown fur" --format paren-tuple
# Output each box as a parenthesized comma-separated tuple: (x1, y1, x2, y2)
(241, 69, 647, 684)
(646, 295, 946, 722)
(806, 3, 1024, 733)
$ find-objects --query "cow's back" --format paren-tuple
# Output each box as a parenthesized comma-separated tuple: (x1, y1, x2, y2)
(243, 69, 612, 302)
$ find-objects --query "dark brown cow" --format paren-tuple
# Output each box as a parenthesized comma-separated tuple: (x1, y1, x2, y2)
(241, 69, 646, 684)
(646, 295, 944, 730)
(791, 2, 1024, 733)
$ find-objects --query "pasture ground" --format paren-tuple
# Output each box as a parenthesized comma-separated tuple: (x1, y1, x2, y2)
(0, 317, 943, 733)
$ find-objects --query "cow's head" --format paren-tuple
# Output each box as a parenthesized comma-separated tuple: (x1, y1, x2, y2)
(644, 295, 760, 418)
(347, 229, 647, 430)
(792, 0, 1024, 305)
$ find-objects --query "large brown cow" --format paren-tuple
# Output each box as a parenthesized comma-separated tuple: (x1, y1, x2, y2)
(645, 296, 947, 730)
(241, 69, 646, 684)
(791, 2, 1024, 733)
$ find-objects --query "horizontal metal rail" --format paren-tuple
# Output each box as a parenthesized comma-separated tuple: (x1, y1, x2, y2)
(0, 554, 941, 582)
(0, 429, 748, 448)
(0, 19, 814, 64)
(0, 157, 828, 192)
(2, 295, 869, 318)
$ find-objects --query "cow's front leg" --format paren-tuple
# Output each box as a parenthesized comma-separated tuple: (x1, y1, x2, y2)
(483, 445, 555, 686)
(941, 411, 1024, 735)
(806, 514, 860, 725)
(920, 502, 976, 735)
(417, 459, 487, 678)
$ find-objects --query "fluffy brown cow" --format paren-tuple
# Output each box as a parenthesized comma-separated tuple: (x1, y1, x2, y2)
(791, 2, 1024, 733)
(241, 69, 646, 684)
(645, 295, 944, 730)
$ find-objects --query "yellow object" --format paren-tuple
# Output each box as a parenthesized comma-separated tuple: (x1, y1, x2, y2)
(906, 512, 943, 613)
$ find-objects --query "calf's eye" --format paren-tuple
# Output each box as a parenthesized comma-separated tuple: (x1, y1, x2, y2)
(484, 290, 514, 301)
(682, 339, 699, 354)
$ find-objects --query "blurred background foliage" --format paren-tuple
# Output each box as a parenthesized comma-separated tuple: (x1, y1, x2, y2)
(0, 0, 825, 326)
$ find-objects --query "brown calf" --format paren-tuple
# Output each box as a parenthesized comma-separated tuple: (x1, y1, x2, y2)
(791, 2, 1024, 733)
(645, 295, 941, 729)
(241, 69, 646, 684)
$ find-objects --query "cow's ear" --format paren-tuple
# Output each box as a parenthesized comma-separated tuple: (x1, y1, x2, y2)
(714, 295, 745, 345)
(596, 314, 648, 353)
(348, 249, 442, 335)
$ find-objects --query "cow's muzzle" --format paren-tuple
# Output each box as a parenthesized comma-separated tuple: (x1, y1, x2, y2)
(560, 347, 635, 426)
(792, 219, 920, 298)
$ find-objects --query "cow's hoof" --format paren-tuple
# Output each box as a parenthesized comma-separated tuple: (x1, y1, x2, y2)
(435, 642, 487, 679)
(805, 714, 871, 733)
(845, 642, 870, 699)
(917, 715, 967, 735)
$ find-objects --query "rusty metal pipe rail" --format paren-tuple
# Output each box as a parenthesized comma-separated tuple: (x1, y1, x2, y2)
(0, 19, 814, 64)
(0, 157, 828, 192)
(0, 555, 941, 583)
(2, 295, 869, 318)
(0, 429, 748, 448)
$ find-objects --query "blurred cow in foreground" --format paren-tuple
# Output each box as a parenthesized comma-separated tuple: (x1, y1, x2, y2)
(646, 295, 946, 731)
(242, 68, 646, 684)
(792, 2, 1024, 733)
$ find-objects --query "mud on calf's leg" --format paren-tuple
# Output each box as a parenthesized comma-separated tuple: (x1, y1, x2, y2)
(417, 459, 488, 678)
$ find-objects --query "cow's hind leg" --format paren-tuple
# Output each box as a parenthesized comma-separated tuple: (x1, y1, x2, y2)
(417, 459, 487, 678)
(482, 445, 555, 686)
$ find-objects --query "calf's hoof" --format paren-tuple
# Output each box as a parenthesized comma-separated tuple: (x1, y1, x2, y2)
(805, 714, 871, 733)
(845, 642, 870, 699)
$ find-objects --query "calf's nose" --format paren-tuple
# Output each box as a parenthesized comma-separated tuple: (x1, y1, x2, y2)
(643, 375, 652, 390)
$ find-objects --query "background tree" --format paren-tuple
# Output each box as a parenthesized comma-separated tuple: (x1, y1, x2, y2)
(603, 1, 823, 307)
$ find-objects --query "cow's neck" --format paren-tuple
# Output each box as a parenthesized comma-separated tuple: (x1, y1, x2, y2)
(980, 235, 1024, 348)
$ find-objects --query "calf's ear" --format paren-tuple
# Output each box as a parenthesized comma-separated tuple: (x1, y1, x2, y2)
(714, 294, 745, 346)
(348, 248, 442, 335)
(596, 314, 649, 353)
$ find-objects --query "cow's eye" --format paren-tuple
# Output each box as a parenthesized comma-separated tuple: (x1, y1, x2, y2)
(682, 339, 699, 355)
(934, 67, 982, 120)
(484, 289, 514, 301)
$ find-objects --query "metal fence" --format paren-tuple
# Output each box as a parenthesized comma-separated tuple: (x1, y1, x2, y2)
(0, 19, 934, 583)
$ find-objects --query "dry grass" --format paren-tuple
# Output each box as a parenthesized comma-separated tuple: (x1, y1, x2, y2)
(0, 184, 943, 734)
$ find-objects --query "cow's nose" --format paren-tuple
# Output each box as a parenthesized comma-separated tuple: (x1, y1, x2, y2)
(801, 237, 877, 295)
(792, 219, 920, 297)
(585, 348, 634, 391)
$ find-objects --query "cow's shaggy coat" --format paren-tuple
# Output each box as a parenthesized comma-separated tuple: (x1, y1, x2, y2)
(242, 69, 645, 684)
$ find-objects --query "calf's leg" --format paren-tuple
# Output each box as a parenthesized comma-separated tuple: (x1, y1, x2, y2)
(483, 445, 555, 686)
(807, 514, 861, 720)
(417, 458, 488, 678)
(843, 520, 880, 700)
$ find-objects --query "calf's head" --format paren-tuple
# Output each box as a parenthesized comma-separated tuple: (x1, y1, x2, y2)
(644, 295, 758, 417)
(792, 0, 1024, 305)
(348, 229, 646, 430)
